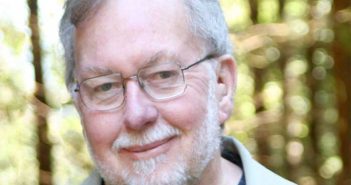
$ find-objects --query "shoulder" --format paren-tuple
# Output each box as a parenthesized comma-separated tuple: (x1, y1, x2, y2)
(222, 136, 297, 185)
(81, 169, 101, 185)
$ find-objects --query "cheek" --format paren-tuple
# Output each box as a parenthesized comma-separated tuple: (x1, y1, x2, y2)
(81, 111, 122, 151)
(157, 85, 209, 131)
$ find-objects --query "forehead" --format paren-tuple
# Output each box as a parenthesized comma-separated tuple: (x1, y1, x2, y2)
(74, 0, 203, 79)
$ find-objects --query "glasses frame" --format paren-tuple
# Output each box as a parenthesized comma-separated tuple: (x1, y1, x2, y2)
(74, 54, 215, 111)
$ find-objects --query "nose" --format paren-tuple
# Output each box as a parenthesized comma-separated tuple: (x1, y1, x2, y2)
(123, 80, 158, 131)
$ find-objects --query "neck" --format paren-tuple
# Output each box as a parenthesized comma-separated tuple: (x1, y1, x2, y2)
(194, 152, 243, 185)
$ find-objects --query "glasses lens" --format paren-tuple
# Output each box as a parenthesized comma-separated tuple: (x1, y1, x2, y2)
(139, 63, 185, 100)
(80, 74, 124, 110)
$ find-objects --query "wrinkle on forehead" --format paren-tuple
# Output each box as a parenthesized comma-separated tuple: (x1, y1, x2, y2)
(76, 51, 183, 81)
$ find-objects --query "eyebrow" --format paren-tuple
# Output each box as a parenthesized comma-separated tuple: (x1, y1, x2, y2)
(80, 67, 114, 80)
(79, 51, 181, 80)
(143, 51, 180, 67)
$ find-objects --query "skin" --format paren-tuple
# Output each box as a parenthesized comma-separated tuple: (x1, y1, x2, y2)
(73, 0, 241, 184)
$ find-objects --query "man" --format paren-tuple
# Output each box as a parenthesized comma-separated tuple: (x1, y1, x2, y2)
(59, 0, 296, 185)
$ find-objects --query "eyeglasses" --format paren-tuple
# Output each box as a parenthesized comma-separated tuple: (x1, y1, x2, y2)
(74, 55, 214, 111)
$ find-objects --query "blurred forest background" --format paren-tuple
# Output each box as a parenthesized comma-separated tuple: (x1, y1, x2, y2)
(0, 0, 350, 185)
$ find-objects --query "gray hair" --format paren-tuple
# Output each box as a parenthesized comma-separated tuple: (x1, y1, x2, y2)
(59, 0, 232, 88)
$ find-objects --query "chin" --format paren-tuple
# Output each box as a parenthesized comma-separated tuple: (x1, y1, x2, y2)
(96, 153, 194, 185)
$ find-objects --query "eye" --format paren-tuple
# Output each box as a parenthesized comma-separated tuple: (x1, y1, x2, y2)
(97, 83, 113, 92)
(91, 82, 122, 94)
(144, 70, 179, 83)
(156, 70, 177, 79)
(138, 63, 181, 85)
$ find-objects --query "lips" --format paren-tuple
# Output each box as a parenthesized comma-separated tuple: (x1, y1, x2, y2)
(119, 136, 176, 160)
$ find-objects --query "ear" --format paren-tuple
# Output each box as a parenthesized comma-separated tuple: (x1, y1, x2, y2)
(215, 54, 237, 125)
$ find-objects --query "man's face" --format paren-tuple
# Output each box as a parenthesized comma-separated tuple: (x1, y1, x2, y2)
(74, 0, 228, 184)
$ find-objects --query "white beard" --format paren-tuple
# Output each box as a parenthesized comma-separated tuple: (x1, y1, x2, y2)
(88, 72, 222, 185)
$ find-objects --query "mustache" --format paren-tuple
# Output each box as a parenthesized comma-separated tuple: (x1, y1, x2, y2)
(112, 123, 181, 150)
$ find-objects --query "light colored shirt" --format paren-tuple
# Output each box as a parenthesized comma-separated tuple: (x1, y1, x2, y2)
(221, 136, 296, 185)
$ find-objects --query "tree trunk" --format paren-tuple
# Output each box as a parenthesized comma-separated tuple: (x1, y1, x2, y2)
(249, 0, 258, 24)
(306, 45, 324, 185)
(28, 0, 52, 184)
(332, 1, 351, 185)
(278, 0, 285, 19)
(253, 67, 271, 167)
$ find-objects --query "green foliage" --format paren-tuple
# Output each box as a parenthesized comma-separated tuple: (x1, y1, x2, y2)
(49, 107, 92, 185)
(221, 0, 252, 31)
(284, 0, 309, 19)
(0, 23, 27, 55)
(258, 0, 280, 23)
(0, 112, 38, 185)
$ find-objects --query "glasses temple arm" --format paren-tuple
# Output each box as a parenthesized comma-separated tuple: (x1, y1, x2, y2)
(181, 54, 215, 71)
